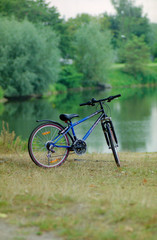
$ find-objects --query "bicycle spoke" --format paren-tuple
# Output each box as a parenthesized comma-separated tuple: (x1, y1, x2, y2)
(28, 123, 69, 168)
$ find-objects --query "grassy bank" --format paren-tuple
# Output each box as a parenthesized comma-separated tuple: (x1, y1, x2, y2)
(108, 63, 157, 88)
(0, 151, 157, 240)
(1, 64, 157, 101)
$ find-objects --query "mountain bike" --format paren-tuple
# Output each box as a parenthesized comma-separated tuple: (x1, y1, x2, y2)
(28, 94, 121, 168)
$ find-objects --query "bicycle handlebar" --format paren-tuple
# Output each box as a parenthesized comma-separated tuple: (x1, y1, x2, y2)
(79, 94, 121, 106)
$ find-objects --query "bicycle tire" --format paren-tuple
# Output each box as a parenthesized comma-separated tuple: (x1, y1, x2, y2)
(28, 123, 70, 168)
(106, 124, 120, 167)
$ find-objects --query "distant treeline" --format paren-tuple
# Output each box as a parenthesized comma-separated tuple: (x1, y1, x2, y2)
(0, 0, 157, 97)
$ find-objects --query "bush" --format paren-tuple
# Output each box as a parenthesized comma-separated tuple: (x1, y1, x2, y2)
(124, 35, 150, 76)
(49, 83, 67, 93)
(0, 86, 4, 99)
(74, 22, 113, 86)
(59, 64, 83, 89)
(0, 122, 27, 152)
(0, 17, 60, 97)
(108, 66, 157, 87)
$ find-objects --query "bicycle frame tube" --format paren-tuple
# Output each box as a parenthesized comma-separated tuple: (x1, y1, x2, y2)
(52, 109, 105, 147)
(82, 113, 104, 140)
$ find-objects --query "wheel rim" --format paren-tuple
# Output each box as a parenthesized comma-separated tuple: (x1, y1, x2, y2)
(30, 124, 69, 167)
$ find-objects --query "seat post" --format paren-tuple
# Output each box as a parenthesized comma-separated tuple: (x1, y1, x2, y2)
(100, 101, 105, 113)
(70, 121, 77, 141)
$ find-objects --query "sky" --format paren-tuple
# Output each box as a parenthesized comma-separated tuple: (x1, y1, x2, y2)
(47, 0, 157, 23)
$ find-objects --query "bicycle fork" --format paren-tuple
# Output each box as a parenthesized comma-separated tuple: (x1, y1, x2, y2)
(101, 119, 118, 148)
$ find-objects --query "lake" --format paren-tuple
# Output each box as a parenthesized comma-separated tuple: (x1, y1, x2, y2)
(0, 86, 157, 153)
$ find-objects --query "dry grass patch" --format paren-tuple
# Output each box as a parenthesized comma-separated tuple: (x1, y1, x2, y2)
(0, 151, 157, 240)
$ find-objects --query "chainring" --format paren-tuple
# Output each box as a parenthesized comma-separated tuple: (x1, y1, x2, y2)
(73, 140, 87, 155)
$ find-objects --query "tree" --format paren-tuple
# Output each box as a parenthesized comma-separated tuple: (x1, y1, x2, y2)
(62, 14, 95, 58)
(124, 35, 150, 75)
(111, 0, 150, 61)
(0, 0, 62, 30)
(0, 0, 65, 56)
(74, 22, 113, 86)
(0, 17, 60, 97)
(59, 64, 83, 89)
(149, 23, 157, 60)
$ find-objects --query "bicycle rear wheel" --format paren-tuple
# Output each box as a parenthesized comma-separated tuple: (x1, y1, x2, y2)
(106, 124, 120, 167)
(28, 123, 70, 168)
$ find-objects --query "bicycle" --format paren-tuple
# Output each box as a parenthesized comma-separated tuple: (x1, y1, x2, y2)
(28, 94, 121, 168)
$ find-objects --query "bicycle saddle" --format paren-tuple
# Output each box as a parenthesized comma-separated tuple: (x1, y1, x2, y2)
(60, 114, 79, 122)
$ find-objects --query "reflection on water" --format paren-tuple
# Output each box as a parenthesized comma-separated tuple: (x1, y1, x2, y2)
(0, 87, 157, 153)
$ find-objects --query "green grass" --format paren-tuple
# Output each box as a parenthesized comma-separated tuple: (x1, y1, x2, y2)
(108, 68, 135, 87)
(109, 63, 157, 87)
(0, 151, 157, 240)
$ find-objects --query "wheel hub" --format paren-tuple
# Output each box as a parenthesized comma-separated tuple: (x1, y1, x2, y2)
(46, 141, 55, 153)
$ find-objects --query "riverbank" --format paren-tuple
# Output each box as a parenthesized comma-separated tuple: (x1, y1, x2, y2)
(0, 151, 157, 240)
(47, 64, 157, 96)
(1, 64, 157, 102)
(108, 63, 157, 88)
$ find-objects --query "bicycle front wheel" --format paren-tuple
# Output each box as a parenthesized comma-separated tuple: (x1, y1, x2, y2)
(106, 124, 120, 167)
(28, 123, 70, 168)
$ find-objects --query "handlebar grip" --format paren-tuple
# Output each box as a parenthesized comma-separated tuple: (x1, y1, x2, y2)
(114, 94, 121, 98)
(80, 94, 121, 106)
(107, 94, 121, 102)
(80, 101, 91, 106)
(80, 103, 87, 106)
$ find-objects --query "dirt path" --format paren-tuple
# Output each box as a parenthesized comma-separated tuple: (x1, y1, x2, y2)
(0, 220, 62, 240)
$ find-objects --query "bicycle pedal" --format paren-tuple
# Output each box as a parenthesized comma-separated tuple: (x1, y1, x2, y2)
(47, 153, 51, 158)
(50, 149, 55, 153)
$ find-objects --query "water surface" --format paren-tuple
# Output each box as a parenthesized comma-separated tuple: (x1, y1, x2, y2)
(0, 87, 157, 153)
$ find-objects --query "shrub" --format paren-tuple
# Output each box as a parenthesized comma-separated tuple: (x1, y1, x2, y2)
(0, 122, 27, 152)
(59, 64, 83, 89)
(0, 17, 60, 97)
(0, 86, 4, 99)
(124, 35, 150, 76)
(74, 22, 113, 86)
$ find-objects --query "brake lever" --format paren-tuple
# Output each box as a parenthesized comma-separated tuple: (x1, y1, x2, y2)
(91, 98, 96, 106)
(107, 96, 114, 102)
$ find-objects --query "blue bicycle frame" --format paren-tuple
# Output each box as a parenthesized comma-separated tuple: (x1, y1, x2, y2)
(52, 109, 106, 149)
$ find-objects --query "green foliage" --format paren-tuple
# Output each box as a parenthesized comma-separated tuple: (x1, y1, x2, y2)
(0, 0, 156, 92)
(49, 83, 67, 94)
(63, 13, 112, 59)
(48, 65, 83, 93)
(111, 0, 150, 40)
(59, 64, 83, 89)
(0, 17, 60, 97)
(134, 70, 157, 84)
(61, 14, 94, 59)
(0, 0, 64, 56)
(0, 86, 4, 99)
(109, 66, 157, 87)
(108, 68, 136, 86)
(67, 13, 93, 31)
(0, 104, 4, 116)
(0, 0, 69, 59)
(0, 0, 62, 30)
(124, 35, 150, 75)
(111, 0, 150, 61)
(149, 23, 157, 59)
(74, 22, 113, 86)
